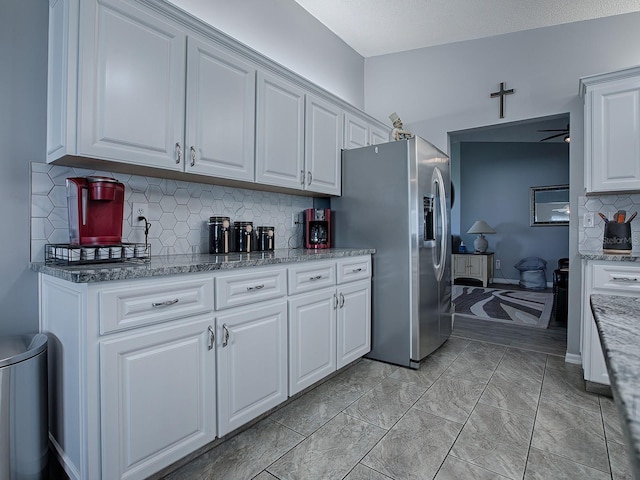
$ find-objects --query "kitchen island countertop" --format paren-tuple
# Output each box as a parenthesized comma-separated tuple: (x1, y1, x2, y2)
(590, 294, 640, 480)
(30, 248, 375, 283)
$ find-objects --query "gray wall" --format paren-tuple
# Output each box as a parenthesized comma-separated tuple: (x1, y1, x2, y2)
(363, 12, 640, 358)
(170, 0, 365, 109)
(458, 142, 569, 283)
(0, 0, 48, 335)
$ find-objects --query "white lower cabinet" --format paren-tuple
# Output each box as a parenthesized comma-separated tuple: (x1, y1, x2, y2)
(39, 255, 371, 479)
(100, 315, 216, 480)
(581, 260, 640, 386)
(288, 257, 372, 395)
(216, 300, 288, 436)
(337, 280, 371, 369)
(288, 289, 337, 395)
(39, 273, 216, 480)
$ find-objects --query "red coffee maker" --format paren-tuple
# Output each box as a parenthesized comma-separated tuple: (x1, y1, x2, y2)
(303, 208, 331, 249)
(66, 177, 125, 245)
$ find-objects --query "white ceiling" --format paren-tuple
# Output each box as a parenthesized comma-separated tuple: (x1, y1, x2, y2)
(293, 0, 640, 57)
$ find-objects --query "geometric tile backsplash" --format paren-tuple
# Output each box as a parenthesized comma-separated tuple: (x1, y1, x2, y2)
(578, 193, 640, 251)
(30, 162, 312, 262)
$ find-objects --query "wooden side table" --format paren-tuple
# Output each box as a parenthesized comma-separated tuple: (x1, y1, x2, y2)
(452, 252, 494, 287)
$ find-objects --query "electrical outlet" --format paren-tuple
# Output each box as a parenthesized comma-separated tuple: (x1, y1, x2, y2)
(495, 259, 501, 270)
(291, 212, 298, 227)
(584, 212, 595, 227)
(132, 203, 148, 228)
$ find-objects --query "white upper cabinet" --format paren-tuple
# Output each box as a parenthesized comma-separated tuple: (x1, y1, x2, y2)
(51, 0, 257, 181)
(255, 71, 306, 190)
(256, 72, 343, 195)
(185, 37, 256, 181)
(581, 66, 640, 193)
(305, 94, 343, 195)
(78, 0, 186, 170)
(344, 113, 368, 149)
(370, 124, 390, 145)
(48, 0, 383, 194)
(344, 112, 390, 150)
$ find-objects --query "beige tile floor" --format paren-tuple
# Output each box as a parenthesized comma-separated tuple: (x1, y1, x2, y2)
(161, 337, 631, 480)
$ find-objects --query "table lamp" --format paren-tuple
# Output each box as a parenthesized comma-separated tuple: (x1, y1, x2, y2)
(467, 220, 495, 253)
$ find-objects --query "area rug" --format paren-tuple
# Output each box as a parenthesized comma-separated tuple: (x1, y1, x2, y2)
(452, 285, 554, 329)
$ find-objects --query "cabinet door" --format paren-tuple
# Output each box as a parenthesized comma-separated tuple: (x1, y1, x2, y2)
(587, 77, 640, 192)
(100, 315, 216, 480)
(370, 124, 390, 145)
(305, 94, 343, 195)
(217, 300, 287, 436)
(344, 113, 368, 149)
(337, 280, 371, 369)
(79, 0, 186, 169)
(466, 255, 484, 277)
(288, 289, 337, 395)
(452, 255, 468, 278)
(185, 37, 256, 181)
(255, 72, 305, 190)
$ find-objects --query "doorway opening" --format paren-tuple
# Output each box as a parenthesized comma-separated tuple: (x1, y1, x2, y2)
(448, 114, 570, 355)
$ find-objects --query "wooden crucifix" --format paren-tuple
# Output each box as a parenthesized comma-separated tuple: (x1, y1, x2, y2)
(490, 82, 515, 118)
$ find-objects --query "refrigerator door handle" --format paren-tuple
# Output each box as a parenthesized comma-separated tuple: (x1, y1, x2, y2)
(432, 167, 447, 281)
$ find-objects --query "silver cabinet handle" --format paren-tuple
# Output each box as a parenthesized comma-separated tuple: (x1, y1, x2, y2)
(246, 284, 265, 291)
(339, 293, 345, 308)
(307, 171, 312, 185)
(152, 298, 179, 308)
(222, 324, 230, 347)
(612, 276, 638, 282)
(190, 146, 197, 166)
(334, 293, 338, 309)
(309, 275, 322, 281)
(207, 325, 215, 350)
(175, 142, 182, 164)
(300, 170, 305, 185)
(352, 268, 363, 273)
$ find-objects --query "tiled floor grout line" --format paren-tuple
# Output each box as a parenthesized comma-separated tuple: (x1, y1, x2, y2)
(167, 337, 625, 480)
(521, 354, 550, 480)
(263, 360, 400, 480)
(438, 345, 517, 480)
(327, 341, 473, 480)
(531, 361, 616, 479)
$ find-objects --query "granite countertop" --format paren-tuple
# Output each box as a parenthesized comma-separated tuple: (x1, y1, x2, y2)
(590, 294, 640, 479)
(30, 248, 375, 283)
(580, 250, 640, 262)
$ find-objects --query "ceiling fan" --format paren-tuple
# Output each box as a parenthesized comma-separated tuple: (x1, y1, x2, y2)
(539, 124, 570, 143)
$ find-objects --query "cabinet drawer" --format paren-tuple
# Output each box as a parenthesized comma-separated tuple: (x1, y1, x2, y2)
(288, 261, 336, 295)
(99, 276, 214, 334)
(215, 267, 287, 310)
(336, 256, 371, 284)
(592, 263, 640, 293)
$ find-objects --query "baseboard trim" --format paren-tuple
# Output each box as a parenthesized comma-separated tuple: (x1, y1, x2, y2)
(565, 352, 582, 365)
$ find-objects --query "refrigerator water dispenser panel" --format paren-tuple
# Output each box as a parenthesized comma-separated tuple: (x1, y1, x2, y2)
(424, 194, 435, 244)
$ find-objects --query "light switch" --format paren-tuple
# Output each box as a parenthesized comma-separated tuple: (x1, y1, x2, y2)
(584, 212, 595, 227)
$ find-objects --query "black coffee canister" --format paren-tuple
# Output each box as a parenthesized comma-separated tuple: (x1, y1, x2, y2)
(234, 221, 255, 252)
(256, 226, 275, 251)
(208, 216, 231, 254)
(603, 221, 632, 252)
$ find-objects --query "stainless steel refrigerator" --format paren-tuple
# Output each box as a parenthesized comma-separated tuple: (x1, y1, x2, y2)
(333, 136, 452, 369)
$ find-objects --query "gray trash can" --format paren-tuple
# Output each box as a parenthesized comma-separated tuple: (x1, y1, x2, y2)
(0, 334, 48, 479)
